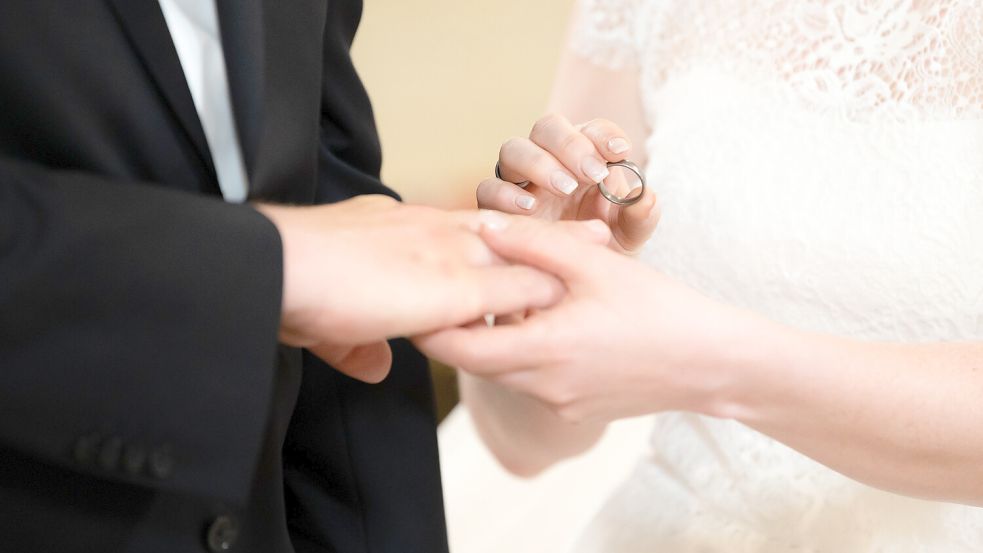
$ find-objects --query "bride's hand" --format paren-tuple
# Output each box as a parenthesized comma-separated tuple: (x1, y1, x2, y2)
(415, 215, 765, 424)
(479, 113, 660, 253)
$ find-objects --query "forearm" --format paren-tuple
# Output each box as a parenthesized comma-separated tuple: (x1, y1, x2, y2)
(0, 157, 282, 501)
(423, 211, 983, 502)
(459, 372, 605, 476)
(457, 9, 649, 477)
(726, 324, 983, 505)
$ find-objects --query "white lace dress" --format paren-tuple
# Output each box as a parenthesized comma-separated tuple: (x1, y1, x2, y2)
(439, 1, 983, 551)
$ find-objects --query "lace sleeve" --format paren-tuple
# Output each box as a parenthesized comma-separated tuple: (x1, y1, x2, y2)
(568, 0, 656, 70)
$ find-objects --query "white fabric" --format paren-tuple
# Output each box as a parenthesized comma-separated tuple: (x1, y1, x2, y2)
(441, 1, 983, 551)
(440, 410, 657, 553)
(159, 0, 249, 202)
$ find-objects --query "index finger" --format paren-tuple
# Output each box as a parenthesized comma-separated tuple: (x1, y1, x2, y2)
(613, 189, 660, 254)
(577, 118, 633, 163)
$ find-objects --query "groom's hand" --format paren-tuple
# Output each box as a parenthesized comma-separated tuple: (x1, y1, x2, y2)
(478, 113, 660, 253)
(256, 196, 580, 383)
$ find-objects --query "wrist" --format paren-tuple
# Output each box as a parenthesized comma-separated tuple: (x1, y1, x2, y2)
(690, 303, 802, 422)
(252, 202, 316, 345)
(460, 371, 606, 476)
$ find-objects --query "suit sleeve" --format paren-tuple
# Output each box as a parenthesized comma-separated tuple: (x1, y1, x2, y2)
(313, 0, 397, 204)
(0, 156, 282, 505)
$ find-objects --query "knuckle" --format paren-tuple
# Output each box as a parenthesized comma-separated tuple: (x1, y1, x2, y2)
(476, 178, 500, 206)
(580, 118, 603, 134)
(478, 177, 498, 190)
(530, 151, 560, 176)
(530, 112, 565, 139)
(500, 137, 526, 159)
(421, 224, 466, 254)
(539, 384, 586, 423)
(555, 403, 586, 424)
(558, 130, 587, 154)
(581, 118, 612, 141)
(476, 178, 494, 197)
(540, 384, 573, 410)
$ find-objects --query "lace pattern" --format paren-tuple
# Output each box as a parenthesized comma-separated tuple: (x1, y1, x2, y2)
(572, 0, 983, 122)
(570, 0, 651, 69)
(568, 1, 983, 551)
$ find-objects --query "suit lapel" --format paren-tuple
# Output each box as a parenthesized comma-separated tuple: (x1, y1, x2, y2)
(215, 0, 265, 181)
(105, 0, 217, 184)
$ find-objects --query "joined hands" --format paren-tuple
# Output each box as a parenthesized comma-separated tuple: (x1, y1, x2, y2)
(254, 195, 609, 383)
(254, 114, 737, 429)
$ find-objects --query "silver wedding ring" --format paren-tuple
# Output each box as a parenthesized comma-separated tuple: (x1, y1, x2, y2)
(598, 160, 645, 206)
(496, 159, 646, 206)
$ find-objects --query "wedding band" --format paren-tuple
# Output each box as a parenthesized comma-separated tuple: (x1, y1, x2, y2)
(598, 160, 645, 206)
(495, 161, 530, 189)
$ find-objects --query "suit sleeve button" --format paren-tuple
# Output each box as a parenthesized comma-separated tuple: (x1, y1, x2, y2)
(121, 444, 147, 475)
(73, 434, 100, 464)
(205, 515, 240, 552)
(97, 437, 123, 471)
(148, 444, 174, 479)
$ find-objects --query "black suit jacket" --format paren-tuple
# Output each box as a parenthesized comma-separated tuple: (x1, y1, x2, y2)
(0, 1, 449, 552)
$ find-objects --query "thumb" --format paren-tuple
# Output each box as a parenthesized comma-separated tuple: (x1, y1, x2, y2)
(613, 189, 660, 253)
(309, 341, 393, 383)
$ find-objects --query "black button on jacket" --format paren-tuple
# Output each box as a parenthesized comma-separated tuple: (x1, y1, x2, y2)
(0, 1, 449, 552)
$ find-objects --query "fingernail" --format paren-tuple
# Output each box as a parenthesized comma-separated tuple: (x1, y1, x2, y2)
(608, 137, 630, 154)
(479, 209, 510, 231)
(515, 195, 536, 210)
(582, 157, 610, 183)
(550, 171, 579, 195)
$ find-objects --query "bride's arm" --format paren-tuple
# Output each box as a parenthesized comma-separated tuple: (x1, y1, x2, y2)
(423, 220, 983, 505)
(736, 334, 983, 504)
(457, 373, 606, 476)
(459, 8, 653, 476)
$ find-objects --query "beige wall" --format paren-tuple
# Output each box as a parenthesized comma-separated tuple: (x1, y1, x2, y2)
(351, 0, 575, 209)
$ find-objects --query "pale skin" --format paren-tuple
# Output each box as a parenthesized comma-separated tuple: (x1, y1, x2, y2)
(424, 46, 983, 504)
(254, 195, 602, 383)
(448, 42, 663, 476)
(417, 217, 983, 505)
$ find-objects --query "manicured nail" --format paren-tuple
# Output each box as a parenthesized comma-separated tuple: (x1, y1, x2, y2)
(582, 157, 610, 183)
(550, 171, 579, 195)
(515, 195, 536, 210)
(479, 209, 509, 231)
(608, 137, 630, 154)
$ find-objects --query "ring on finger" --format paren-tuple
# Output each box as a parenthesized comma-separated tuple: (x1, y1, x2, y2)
(495, 161, 531, 189)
